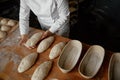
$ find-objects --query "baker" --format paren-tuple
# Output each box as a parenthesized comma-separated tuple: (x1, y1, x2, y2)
(19, 0, 70, 48)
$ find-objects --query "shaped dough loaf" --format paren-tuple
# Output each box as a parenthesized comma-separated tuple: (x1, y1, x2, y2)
(18, 53, 38, 73)
(7, 20, 16, 26)
(0, 31, 7, 39)
(25, 32, 43, 47)
(0, 19, 8, 25)
(1, 25, 11, 32)
(31, 61, 52, 80)
(37, 36, 54, 53)
(49, 42, 66, 59)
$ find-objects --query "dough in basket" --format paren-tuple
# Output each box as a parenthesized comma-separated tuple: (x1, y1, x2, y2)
(0, 30, 7, 39)
(1, 25, 11, 32)
(0, 19, 8, 25)
(7, 20, 16, 26)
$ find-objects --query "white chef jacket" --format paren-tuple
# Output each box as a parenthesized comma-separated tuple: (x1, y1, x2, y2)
(19, 0, 70, 37)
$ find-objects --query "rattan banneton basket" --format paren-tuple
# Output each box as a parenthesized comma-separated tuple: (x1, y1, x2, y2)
(108, 53, 120, 80)
(58, 40, 82, 73)
(78, 45, 105, 79)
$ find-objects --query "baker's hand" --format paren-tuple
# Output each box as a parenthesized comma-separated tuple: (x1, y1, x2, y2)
(19, 34, 28, 45)
(41, 30, 53, 40)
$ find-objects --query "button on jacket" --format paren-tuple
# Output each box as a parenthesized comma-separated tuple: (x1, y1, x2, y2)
(19, 0, 70, 36)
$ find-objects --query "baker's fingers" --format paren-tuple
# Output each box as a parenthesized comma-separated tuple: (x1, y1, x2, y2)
(19, 35, 28, 46)
(19, 39, 26, 45)
(41, 34, 47, 40)
(29, 46, 36, 49)
(24, 44, 36, 49)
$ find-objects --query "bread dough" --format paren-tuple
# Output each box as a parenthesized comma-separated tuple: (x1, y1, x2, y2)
(0, 19, 8, 25)
(49, 42, 66, 59)
(25, 32, 43, 48)
(37, 36, 54, 53)
(0, 30, 7, 39)
(1, 25, 11, 32)
(18, 52, 38, 73)
(7, 20, 16, 26)
(31, 61, 52, 80)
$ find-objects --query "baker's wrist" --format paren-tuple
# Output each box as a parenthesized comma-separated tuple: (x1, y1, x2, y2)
(21, 34, 28, 39)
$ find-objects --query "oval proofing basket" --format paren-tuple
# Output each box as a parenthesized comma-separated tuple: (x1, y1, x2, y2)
(58, 40, 82, 73)
(108, 53, 120, 80)
(78, 45, 105, 79)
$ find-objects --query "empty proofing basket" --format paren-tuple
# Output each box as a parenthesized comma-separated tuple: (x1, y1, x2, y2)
(58, 40, 82, 73)
(78, 45, 105, 79)
(108, 53, 120, 80)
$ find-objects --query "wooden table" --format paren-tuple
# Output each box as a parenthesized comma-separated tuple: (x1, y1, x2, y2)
(0, 27, 113, 80)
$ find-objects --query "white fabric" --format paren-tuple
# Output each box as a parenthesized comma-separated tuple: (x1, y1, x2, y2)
(19, 0, 70, 37)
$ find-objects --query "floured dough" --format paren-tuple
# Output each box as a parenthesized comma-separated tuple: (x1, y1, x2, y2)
(37, 36, 54, 53)
(1, 25, 11, 32)
(49, 42, 66, 59)
(0, 30, 7, 39)
(31, 61, 52, 80)
(7, 20, 16, 26)
(18, 52, 38, 73)
(25, 32, 43, 48)
(0, 19, 8, 25)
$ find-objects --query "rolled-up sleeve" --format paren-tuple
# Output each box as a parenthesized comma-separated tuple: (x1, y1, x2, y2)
(19, 0, 30, 35)
(49, 0, 70, 33)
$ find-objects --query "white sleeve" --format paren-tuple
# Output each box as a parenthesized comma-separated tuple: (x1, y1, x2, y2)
(19, 0, 30, 35)
(49, 0, 70, 33)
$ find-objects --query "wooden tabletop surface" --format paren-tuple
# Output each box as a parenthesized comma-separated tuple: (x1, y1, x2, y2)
(0, 27, 113, 80)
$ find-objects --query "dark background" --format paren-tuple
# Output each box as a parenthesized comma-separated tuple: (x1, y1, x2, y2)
(0, 0, 120, 52)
